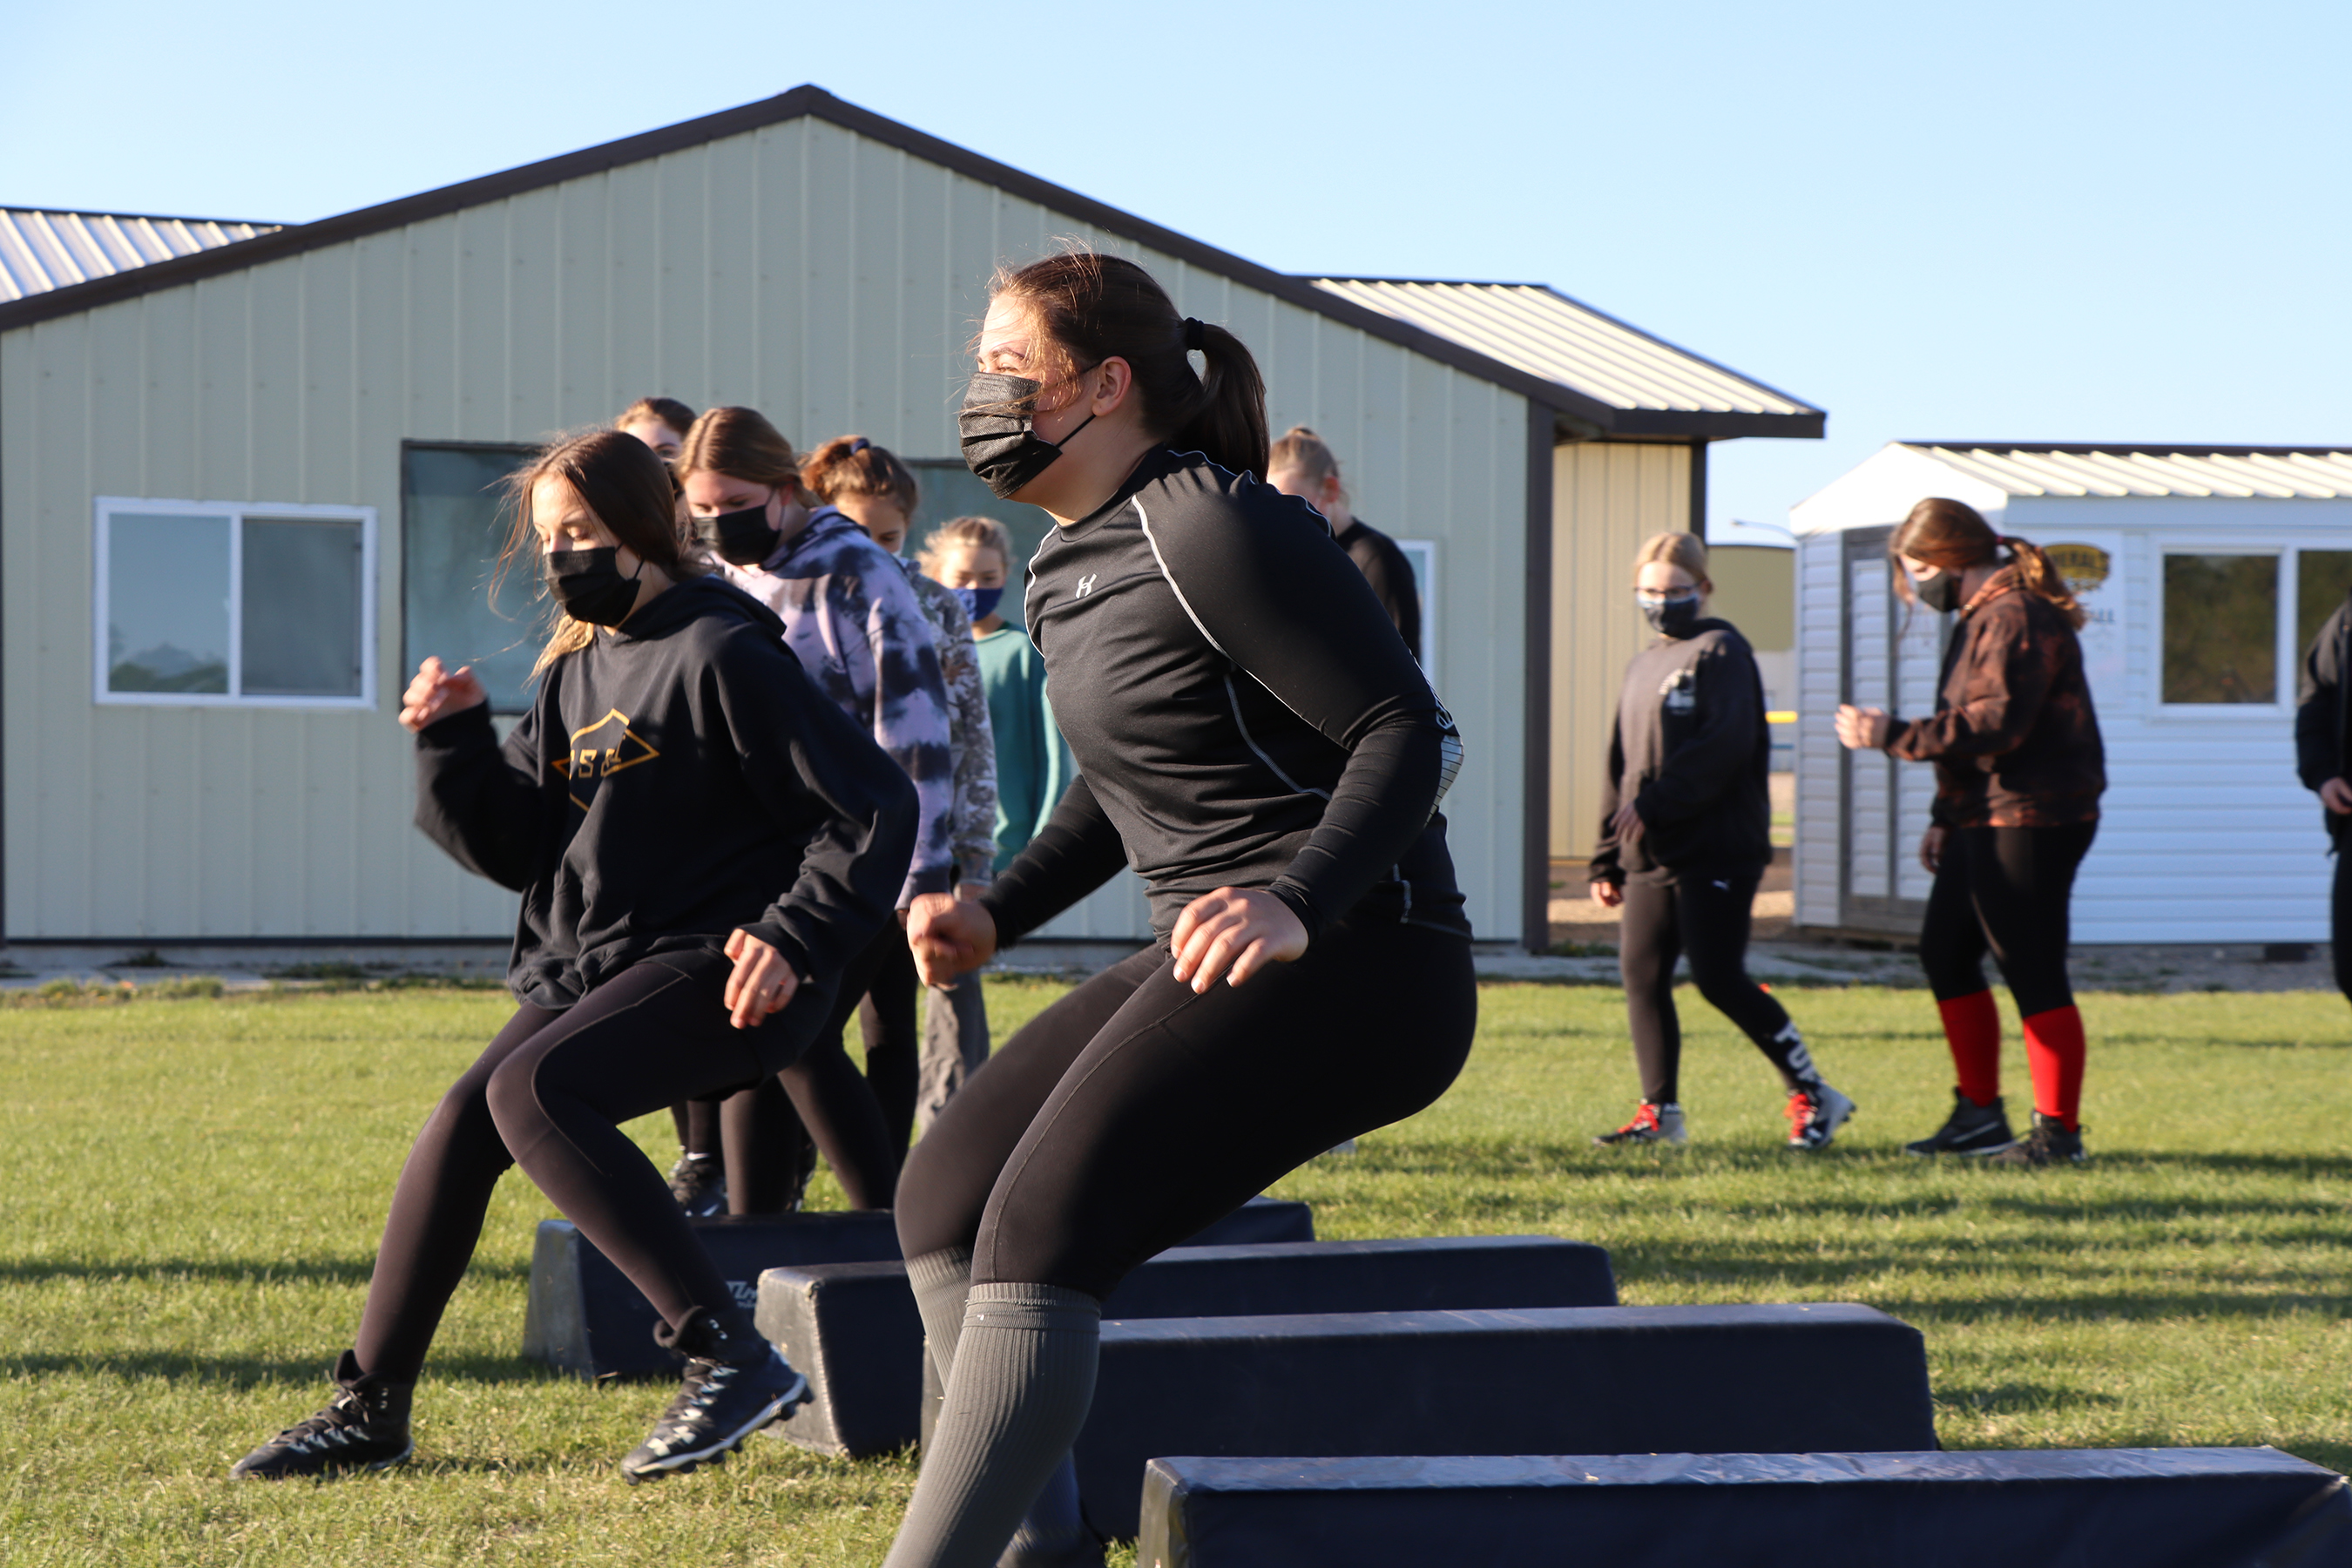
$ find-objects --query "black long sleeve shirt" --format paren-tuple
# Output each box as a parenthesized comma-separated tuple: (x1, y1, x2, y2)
(978, 447, 1470, 946)
(2295, 594, 2352, 839)
(1333, 517, 1423, 662)
(1588, 619, 1772, 885)
(414, 574, 916, 1010)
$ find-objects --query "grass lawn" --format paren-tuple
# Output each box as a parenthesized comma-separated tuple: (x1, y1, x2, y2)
(3, 977, 2349, 1565)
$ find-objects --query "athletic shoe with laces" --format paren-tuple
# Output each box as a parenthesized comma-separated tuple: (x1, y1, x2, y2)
(621, 1310, 807, 1483)
(1594, 1101, 1686, 1146)
(1986, 1111, 2086, 1167)
(666, 1152, 727, 1219)
(230, 1350, 413, 1480)
(1903, 1088, 2016, 1158)
(1785, 1082, 1856, 1150)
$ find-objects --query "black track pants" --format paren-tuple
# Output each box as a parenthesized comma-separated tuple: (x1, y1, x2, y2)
(1918, 822, 2097, 1016)
(2333, 843, 2352, 1005)
(857, 930, 922, 1154)
(353, 953, 832, 1384)
(896, 919, 1476, 1299)
(1618, 866, 1806, 1105)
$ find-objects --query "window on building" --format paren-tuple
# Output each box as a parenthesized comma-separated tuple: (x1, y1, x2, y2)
(2161, 552, 2279, 706)
(1396, 538, 1436, 679)
(95, 499, 375, 706)
(402, 443, 539, 713)
(2295, 550, 2352, 659)
(904, 461, 1056, 630)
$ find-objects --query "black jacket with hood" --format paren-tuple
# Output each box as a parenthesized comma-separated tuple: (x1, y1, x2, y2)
(414, 573, 916, 1019)
(2295, 591, 2352, 843)
(1588, 618, 1773, 886)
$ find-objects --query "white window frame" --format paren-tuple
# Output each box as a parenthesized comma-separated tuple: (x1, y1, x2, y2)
(1395, 537, 1437, 688)
(2152, 542, 2288, 719)
(92, 497, 379, 710)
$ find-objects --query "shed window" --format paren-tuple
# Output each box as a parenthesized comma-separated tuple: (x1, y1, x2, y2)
(2161, 552, 2277, 705)
(95, 499, 375, 707)
(402, 443, 538, 713)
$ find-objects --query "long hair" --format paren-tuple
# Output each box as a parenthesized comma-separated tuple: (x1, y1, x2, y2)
(1891, 497, 2085, 630)
(987, 251, 1270, 478)
(673, 406, 807, 499)
(1631, 531, 1711, 589)
(801, 435, 919, 515)
(1268, 426, 1347, 503)
(497, 429, 706, 674)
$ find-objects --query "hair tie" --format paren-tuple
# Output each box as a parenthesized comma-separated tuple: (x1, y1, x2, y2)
(1181, 317, 1206, 351)
(849, 437, 870, 456)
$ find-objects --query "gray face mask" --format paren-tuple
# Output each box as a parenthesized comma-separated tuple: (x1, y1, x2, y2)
(1913, 569, 1961, 613)
(958, 370, 1097, 500)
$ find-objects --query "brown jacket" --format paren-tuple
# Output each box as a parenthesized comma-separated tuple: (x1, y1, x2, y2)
(1886, 568, 2105, 828)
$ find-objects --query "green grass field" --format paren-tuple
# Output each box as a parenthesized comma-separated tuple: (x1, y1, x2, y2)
(4, 977, 2349, 1565)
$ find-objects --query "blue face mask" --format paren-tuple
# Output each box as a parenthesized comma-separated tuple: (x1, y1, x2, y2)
(954, 585, 1005, 624)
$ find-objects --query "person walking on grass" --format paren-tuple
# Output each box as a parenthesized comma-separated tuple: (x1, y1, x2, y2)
(232, 430, 914, 1483)
(2295, 581, 2352, 1010)
(1836, 497, 2105, 1167)
(883, 253, 1477, 1568)
(1588, 532, 1854, 1152)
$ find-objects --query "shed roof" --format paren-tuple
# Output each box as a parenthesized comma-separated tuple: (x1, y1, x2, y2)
(0, 87, 1819, 444)
(0, 207, 279, 303)
(1906, 443, 2352, 501)
(1315, 279, 1821, 439)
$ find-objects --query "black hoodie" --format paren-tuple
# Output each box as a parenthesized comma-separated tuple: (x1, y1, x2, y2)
(1587, 618, 1773, 885)
(414, 573, 916, 1013)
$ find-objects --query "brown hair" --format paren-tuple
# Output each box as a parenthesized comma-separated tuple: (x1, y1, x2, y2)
(916, 515, 1017, 580)
(497, 429, 707, 673)
(801, 435, 920, 516)
(987, 252, 1269, 478)
(1268, 426, 1346, 503)
(614, 395, 697, 436)
(1631, 531, 1711, 589)
(1891, 497, 2085, 629)
(673, 406, 808, 501)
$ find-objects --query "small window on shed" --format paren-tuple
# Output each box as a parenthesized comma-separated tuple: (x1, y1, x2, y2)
(95, 499, 375, 707)
(2161, 553, 2277, 705)
(2295, 550, 2352, 659)
(402, 443, 539, 713)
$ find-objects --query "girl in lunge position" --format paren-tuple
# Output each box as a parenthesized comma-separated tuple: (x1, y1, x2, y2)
(1836, 497, 2105, 1166)
(232, 430, 914, 1483)
(885, 252, 1477, 1567)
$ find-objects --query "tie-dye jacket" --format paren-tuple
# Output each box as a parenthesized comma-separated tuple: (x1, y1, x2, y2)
(896, 560, 1002, 885)
(720, 507, 955, 906)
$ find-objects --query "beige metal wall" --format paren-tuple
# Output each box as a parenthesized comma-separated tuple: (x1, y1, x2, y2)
(1, 113, 1529, 942)
(1547, 440, 1693, 860)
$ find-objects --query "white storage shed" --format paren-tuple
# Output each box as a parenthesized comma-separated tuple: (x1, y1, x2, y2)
(1793, 442, 2352, 944)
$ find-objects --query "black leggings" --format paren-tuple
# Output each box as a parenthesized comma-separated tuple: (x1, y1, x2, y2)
(1618, 866, 1808, 1105)
(896, 918, 1476, 1299)
(1918, 822, 2098, 1016)
(2333, 845, 2352, 1005)
(353, 953, 832, 1384)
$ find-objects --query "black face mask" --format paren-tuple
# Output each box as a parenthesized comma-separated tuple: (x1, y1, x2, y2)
(547, 547, 645, 627)
(1913, 569, 1961, 613)
(959, 371, 1096, 500)
(1638, 591, 1704, 639)
(703, 499, 780, 568)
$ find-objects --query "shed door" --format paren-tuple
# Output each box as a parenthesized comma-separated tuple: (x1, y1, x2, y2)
(1842, 528, 1944, 933)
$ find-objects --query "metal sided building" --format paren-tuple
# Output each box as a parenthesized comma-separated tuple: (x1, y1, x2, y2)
(1792, 441, 2352, 943)
(0, 86, 1820, 956)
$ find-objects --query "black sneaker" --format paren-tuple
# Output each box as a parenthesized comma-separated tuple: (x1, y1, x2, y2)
(667, 1152, 727, 1219)
(621, 1309, 807, 1483)
(1987, 1111, 2086, 1167)
(1903, 1089, 2015, 1157)
(231, 1351, 414, 1480)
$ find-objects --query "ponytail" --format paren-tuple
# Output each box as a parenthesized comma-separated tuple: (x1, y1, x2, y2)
(2001, 535, 2087, 631)
(1894, 497, 2085, 629)
(989, 252, 1270, 479)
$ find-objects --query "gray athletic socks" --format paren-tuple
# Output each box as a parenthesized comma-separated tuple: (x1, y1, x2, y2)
(883, 1281, 1102, 1568)
(908, 1246, 977, 1384)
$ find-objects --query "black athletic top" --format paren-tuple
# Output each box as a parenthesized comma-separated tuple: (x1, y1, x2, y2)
(414, 574, 917, 1009)
(1333, 518, 1423, 661)
(977, 446, 1470, 946)
(1587, 618, 1773, 885)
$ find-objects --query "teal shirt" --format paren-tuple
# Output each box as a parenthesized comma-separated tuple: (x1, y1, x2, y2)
(975, 625, 1072, 872)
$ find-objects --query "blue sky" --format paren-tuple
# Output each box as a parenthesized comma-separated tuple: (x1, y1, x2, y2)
(9, 0, 2346, 531)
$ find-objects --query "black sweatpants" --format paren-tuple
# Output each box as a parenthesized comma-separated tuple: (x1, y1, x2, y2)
(1918, 822, 2097, 1015)
(2332, 842, 2352, 1005)
(896, 918, 1476, 1298)
(353, 952, 834, 1384)
(1619, 866, 1809, 1105)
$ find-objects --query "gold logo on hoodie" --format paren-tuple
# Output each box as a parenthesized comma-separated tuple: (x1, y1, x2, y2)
(551, 709, 660, 810)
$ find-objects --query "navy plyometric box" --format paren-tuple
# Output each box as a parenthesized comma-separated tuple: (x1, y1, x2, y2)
(521, 1212, 902, 1380)
(1082, 1303, 1937, 1540)
(1135, 1449, 2352, 1568)
(767, 1235, 1614, 1459)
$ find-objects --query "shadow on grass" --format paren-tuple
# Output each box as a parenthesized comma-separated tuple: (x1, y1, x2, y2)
(1362, 1142, 2352, 1189)
(0, 1348, 574, 1391)
(0, 1257, 529, 1287)
(1936, 1381, 2122, 1413)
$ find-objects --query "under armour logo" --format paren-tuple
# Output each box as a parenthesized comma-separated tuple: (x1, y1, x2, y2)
(1075, 574, 1098, 598)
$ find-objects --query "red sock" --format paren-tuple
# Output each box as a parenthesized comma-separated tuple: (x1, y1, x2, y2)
(1936, 991, 2002, 1105)
(2021, 1005, 2087, 1131)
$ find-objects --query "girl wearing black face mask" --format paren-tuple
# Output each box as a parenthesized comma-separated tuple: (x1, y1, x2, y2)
(232, 430, 916, 1486)
(1589, 532, 1851, 1153)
